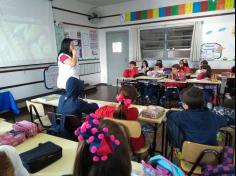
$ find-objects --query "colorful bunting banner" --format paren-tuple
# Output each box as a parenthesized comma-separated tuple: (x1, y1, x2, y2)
(124, 0, 235, 22)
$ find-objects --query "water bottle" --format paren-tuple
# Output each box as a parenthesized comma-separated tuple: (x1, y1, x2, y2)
(207, 102, 213, 110)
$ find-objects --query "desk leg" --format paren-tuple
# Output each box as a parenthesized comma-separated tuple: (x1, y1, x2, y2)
(164, 127, 168, 158)
(151, 124, 158, 157)
(161, 122, 165, 156)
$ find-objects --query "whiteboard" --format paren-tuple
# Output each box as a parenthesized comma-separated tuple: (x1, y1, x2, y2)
(0, 0, 57, 67)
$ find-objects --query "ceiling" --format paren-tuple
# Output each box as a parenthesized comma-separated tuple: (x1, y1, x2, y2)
(77, 0, 134, 6)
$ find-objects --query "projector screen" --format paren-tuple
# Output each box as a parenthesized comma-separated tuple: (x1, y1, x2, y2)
(0, 0, 57, 67)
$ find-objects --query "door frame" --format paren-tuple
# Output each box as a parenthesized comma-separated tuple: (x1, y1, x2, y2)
(106, 30, 129, 85)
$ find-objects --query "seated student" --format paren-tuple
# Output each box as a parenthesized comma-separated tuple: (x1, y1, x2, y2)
(95, 85, 145, 151)
(73, 115, 131, 176)
(123, 61, 139, 78)
(147, 63, 164, 77)
(196, 60, 209, 74)
(140, 60, 150, 74)
(196, 64, 212, 80)
(166, 87, 231, 149)
(179, 59, 190, 73)
(58, 77, 99, 119)
(165, 64, 186, 88)
(230, 65, 235, 74)
(156, 59, 162, 65)
(0, 145, 29, 176)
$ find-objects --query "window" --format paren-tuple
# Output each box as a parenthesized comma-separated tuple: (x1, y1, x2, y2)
(141, 26, 193, 59)
(112, 42, 122, 53)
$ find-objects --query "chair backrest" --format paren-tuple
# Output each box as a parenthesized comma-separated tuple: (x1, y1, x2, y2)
(105, 118, 141, 138)
(182, 141, 223, 165)
(26, 100, 46, 117)
(47, 112, 81, 140)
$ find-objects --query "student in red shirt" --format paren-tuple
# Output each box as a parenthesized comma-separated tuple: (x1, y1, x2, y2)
(196, 65, 212, 80)
(95, 85, 145, 151)
(179, 59, 190, 73)
(123, 61, 139, 78)
(165, 64, 187, 88)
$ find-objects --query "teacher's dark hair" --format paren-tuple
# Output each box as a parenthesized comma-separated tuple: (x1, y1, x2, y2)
(59, 38, 73, 57)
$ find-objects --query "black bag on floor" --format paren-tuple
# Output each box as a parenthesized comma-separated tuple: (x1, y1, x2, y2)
(20, 141, 62, 173)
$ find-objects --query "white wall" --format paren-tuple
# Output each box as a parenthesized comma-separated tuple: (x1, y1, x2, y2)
(53, 0, 101, 86)
(97, 0, 235, 83)
(52, 0, 96, 27)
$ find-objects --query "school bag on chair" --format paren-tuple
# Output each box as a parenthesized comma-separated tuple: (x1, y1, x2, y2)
(46, 113, 71, 139)
(142, 155, 186, 176)
(201, 147, 235, 176)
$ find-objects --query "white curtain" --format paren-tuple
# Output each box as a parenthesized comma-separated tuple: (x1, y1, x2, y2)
(190, 21, 203, 62)
(131, 27, 142, 62)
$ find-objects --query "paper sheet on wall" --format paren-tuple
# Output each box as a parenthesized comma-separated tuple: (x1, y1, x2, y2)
(82, 45, 90, 58)
(89, 30, 98, 56)
(82, 33, 89, 46)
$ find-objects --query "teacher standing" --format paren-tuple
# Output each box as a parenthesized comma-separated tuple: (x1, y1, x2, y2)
(57, 38, 79, 89)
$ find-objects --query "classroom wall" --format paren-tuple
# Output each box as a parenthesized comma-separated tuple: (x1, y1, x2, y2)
(97, 0, 235, 83)
(53, 0, 101, 86)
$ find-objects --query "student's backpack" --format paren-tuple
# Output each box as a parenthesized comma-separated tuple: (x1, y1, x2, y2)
(142, 155, 185, 176)
(140, 106, 165, 119)
(201, 147, 235, 176)
(160, 88, 181, 108)
(13, 120, 38, 137)
(212, 106, 235, 127)
(46, 113, 71, 139)
(0, 130, 26, 146)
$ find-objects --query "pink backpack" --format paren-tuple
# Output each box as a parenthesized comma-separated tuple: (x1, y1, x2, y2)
(13, 120, 38, 137)
(0, 130, 26, 146)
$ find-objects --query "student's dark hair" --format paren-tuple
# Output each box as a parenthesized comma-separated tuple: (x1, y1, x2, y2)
(172, 64, 181, 71)
(231, 65, 235, 74)
(129, 61, 136, 66)
(156, 59, 162, 64)
(59, 38, 73, 56)
(201, 60, 208, 66)
(0, 152, 14, 176)
(113, 85, 137, 120)
(181, 59, 189, 67)
(201, 65, 212, 78)
(155, 63, 163, 68)
(73, 119, 131, 176)
(180, 87, 204, 109)
(141, 60, 149, 69)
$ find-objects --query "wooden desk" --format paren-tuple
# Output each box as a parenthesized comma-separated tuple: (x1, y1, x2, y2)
(187, 79, 221, 85)
(0, 120, 12, 134)
(0, 120, 77, 176)
(136, 76, 165, 81)
(0, 121, 144, 176)
(117, 77, 137, 92)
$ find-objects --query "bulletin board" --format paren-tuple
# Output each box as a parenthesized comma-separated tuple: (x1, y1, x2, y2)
(63, 27, 99, 60)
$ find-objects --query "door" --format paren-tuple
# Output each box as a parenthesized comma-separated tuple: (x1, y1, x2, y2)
(106, 31, 129, 85)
